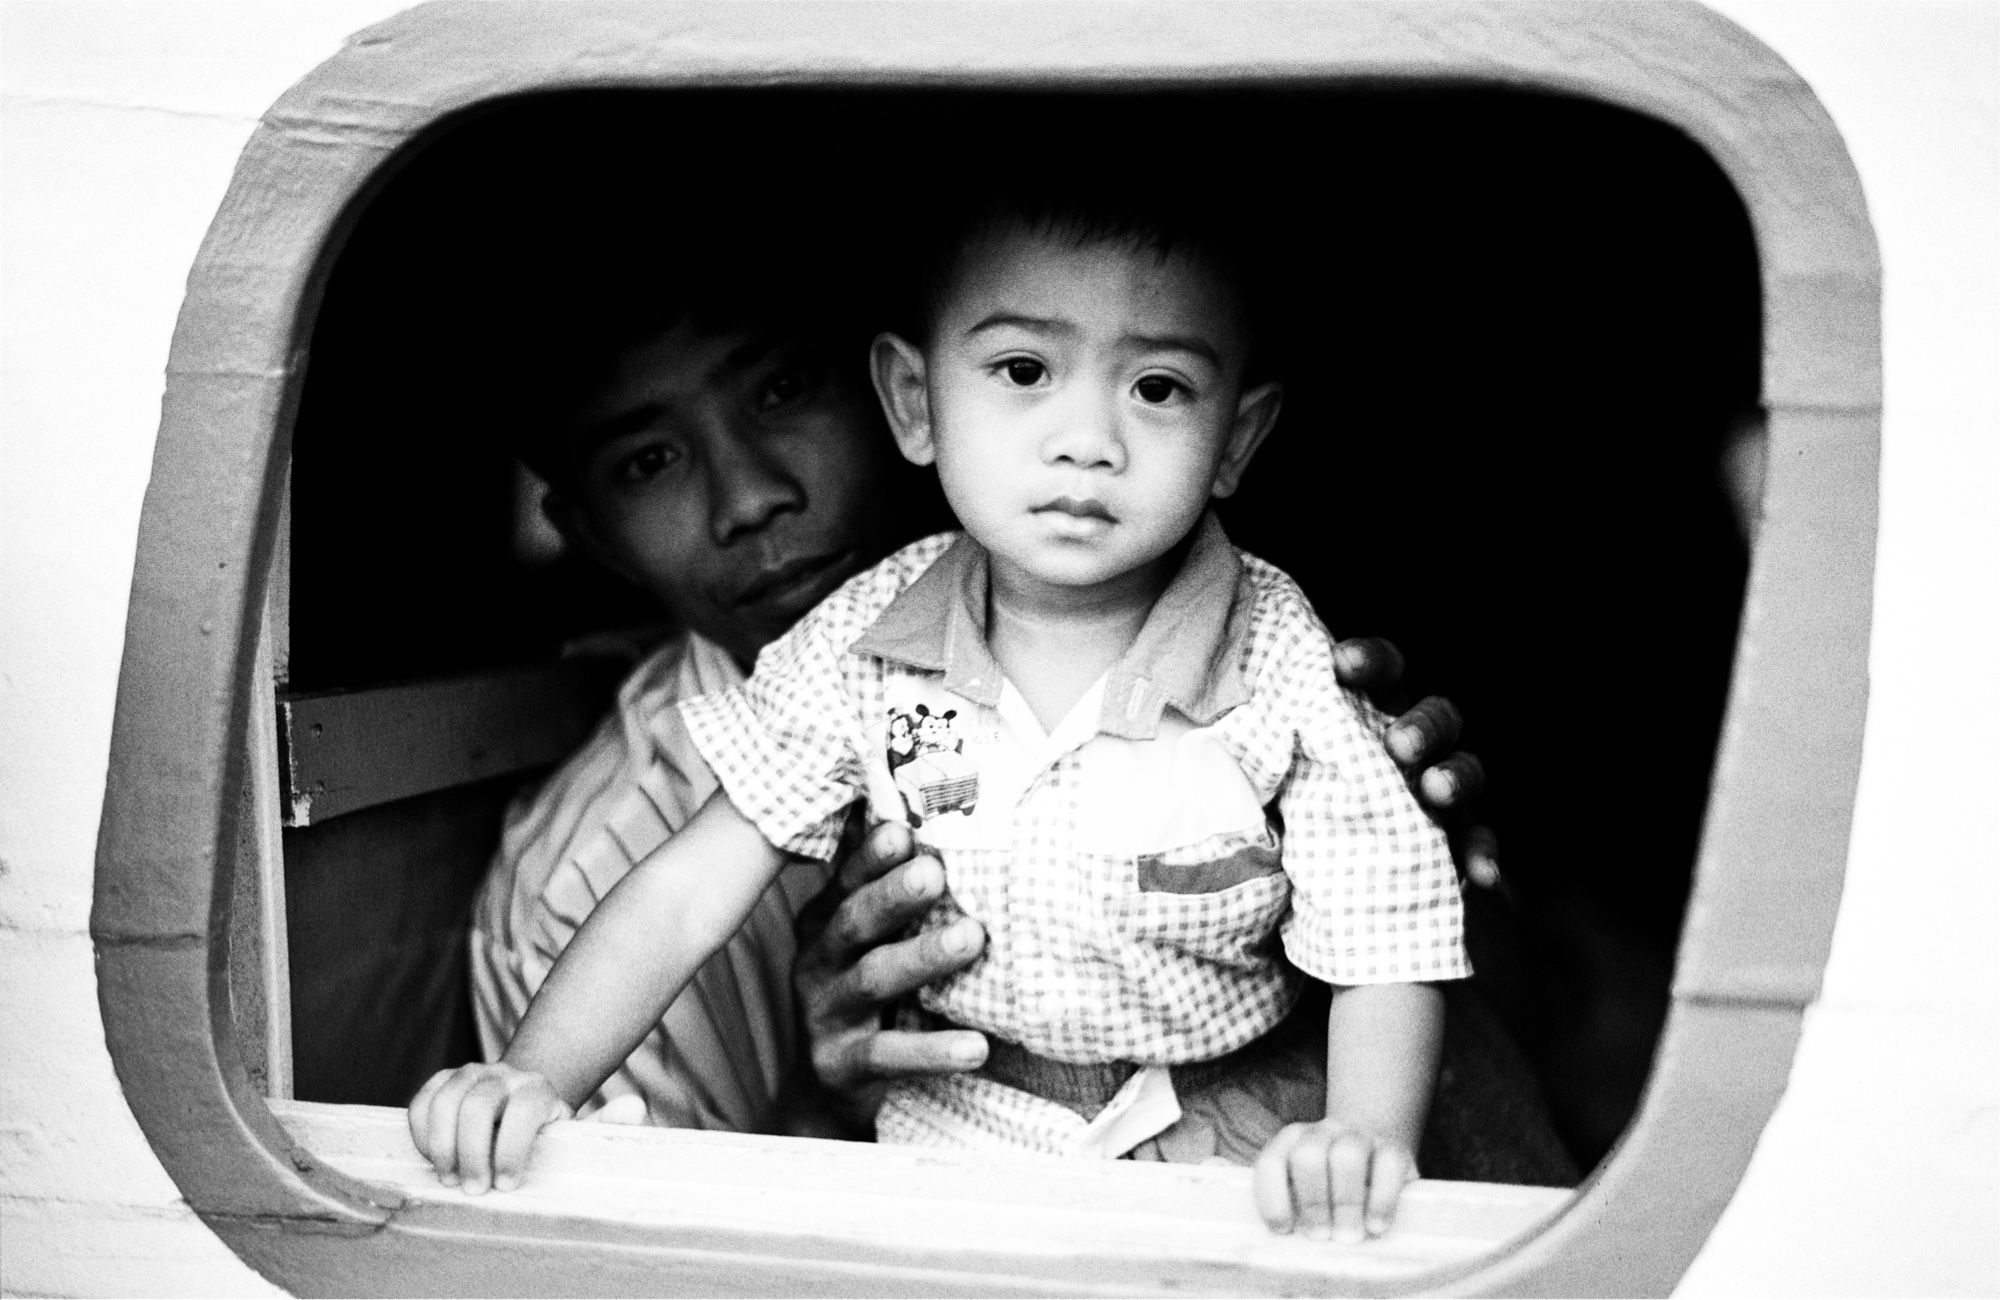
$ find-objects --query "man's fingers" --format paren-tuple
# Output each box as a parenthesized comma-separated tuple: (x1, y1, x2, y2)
(1252, 1125, 1306, 1233)
(866, 1028, 989, 1078)
(1364, 1145, 1417, 1237)
(1458, 824, 1503, 891)
(822, 855, 948, 963)
(1327, 1132, 1373, 1245)
(1385, 696, 1463, 770)
(836, 819, 918, 894)
(1417, 751, 1486, 811)
(1332, 637, 1406, 694)
(812, 1028, 987, 1094)
(836, 918, 984, 1010)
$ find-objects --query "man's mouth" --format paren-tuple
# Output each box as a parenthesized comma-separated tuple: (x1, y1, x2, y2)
(1034, 497, 1117, 523)
(731, 549, 855, 611)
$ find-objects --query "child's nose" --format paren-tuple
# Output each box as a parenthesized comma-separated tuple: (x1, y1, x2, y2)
(1042, 390, 1126, 471)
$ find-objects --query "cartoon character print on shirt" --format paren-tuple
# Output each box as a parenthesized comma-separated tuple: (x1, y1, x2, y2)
(884, 702, 980, 827)
(885, 709, 918, 773)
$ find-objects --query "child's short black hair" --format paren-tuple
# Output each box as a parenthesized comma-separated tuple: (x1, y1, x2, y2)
(903, 148, 1275, 386)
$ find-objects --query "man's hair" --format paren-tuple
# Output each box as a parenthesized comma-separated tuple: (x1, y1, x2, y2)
(496, 206, 888, 491)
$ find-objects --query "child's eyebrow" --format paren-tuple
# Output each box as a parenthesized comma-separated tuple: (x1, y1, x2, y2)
(1120, 331, 1223, 368)
(965, 313, 1222, 368)
(965, 312, 1077, 340)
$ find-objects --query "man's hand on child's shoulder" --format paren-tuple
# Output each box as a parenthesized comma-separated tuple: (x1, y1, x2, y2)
(407, 1061, 572, 1194)
(1252, 1120, 1420, 1244)
(1332, 636, 1502, 891)
(790, 820, 990, 1132)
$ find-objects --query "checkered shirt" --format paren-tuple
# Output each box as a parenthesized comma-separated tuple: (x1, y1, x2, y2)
(681, 513, 1468, 1152)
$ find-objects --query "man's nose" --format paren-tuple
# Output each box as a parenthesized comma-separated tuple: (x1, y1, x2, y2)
(706, 429, 805, 543)
(1041, 388, 1126, 471)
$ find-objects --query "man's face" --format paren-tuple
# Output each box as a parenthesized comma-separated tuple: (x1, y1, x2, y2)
(549, 320, 896, 667)
(900, 228, 1272, 603)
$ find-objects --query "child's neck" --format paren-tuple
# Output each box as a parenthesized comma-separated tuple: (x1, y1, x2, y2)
(986, 557, 1169, 734)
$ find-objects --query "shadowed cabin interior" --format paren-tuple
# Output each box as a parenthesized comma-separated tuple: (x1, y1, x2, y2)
(278, 86, 1758, 1177)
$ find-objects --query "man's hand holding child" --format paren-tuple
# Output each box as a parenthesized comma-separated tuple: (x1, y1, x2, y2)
(789, 819, 990, 1133)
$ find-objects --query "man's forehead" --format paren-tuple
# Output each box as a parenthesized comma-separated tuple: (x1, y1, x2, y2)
(554, 324, 789, 460)
(603, 321, 800, 396)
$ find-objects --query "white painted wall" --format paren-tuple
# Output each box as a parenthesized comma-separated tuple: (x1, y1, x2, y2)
(0, 3, 1992, 1295)
(2, 8, 403, 1293)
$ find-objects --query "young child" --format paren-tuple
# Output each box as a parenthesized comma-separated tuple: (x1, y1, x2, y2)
(412, 196, 1469, 1240)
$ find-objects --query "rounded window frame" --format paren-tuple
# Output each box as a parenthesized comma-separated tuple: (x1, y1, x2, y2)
(92, 3, 1878, 1295)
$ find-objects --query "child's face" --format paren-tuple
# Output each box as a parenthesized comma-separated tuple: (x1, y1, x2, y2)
(877, 229, 1278, 605)
(545, 320, 898, 667)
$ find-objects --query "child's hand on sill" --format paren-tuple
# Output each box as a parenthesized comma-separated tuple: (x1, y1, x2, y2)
(1252, 1120, 1420, 1244)
(407, 1061, 574, 1195)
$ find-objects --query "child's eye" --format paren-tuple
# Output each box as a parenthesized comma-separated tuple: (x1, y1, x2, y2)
(1133, 375, 1186, 405)
(999, 358, 1048, 387)
(613, 443, 680, 485)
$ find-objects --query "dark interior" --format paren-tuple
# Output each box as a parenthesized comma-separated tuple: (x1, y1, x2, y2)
(283, 85, 1757, 1173)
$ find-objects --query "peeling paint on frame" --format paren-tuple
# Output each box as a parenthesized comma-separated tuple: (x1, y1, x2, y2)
(92, 3, 1877, 1294)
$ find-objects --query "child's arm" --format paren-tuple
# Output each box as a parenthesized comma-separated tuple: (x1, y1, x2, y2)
(1251, 982, 1445, 1242)
(407, 789, 788, 1193)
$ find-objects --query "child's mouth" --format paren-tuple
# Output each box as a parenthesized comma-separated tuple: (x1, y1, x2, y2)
(1035, 497, 1116, 523)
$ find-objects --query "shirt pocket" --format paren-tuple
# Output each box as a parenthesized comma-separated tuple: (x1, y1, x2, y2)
(1109, 823, 1291, 973)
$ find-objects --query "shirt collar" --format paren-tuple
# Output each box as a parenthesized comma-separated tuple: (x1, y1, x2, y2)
(853, 512, 1253, 739)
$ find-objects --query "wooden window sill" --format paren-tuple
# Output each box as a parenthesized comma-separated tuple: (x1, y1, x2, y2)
(274, 1099, 1569, 1288)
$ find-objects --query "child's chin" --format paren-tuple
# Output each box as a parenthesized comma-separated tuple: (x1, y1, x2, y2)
(1021, 555, 1132, 591)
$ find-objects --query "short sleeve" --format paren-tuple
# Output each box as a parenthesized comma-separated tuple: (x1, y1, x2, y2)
(680, 610, 864, 861)
(1275, 642, 1470, 986)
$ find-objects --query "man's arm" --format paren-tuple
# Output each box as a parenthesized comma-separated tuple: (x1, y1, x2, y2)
(788, 635, 1492, 1127)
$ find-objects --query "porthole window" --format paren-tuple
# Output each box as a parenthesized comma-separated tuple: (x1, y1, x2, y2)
(93, 5, 1877, 1294)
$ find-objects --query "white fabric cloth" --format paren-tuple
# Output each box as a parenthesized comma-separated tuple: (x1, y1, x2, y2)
(469, 630, 833, 1133)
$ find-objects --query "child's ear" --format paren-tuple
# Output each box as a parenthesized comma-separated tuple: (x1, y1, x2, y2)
(1211, 380, 1284, 499)
(870, 332, 937, 467)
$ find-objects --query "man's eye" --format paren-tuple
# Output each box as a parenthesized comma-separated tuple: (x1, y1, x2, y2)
(613, 444, 678, 484)
(1000, 358, 1047, 387)
(757, 364, 822, 412)
(1134, 375, 1185, 405)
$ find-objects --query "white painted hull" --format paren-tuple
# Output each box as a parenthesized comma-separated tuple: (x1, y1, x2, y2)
(2, 4, 1991, 1294)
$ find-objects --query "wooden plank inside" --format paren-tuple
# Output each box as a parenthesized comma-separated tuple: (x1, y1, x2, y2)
(278, 660, 622, 826)
(231, 582, 294, 1097)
